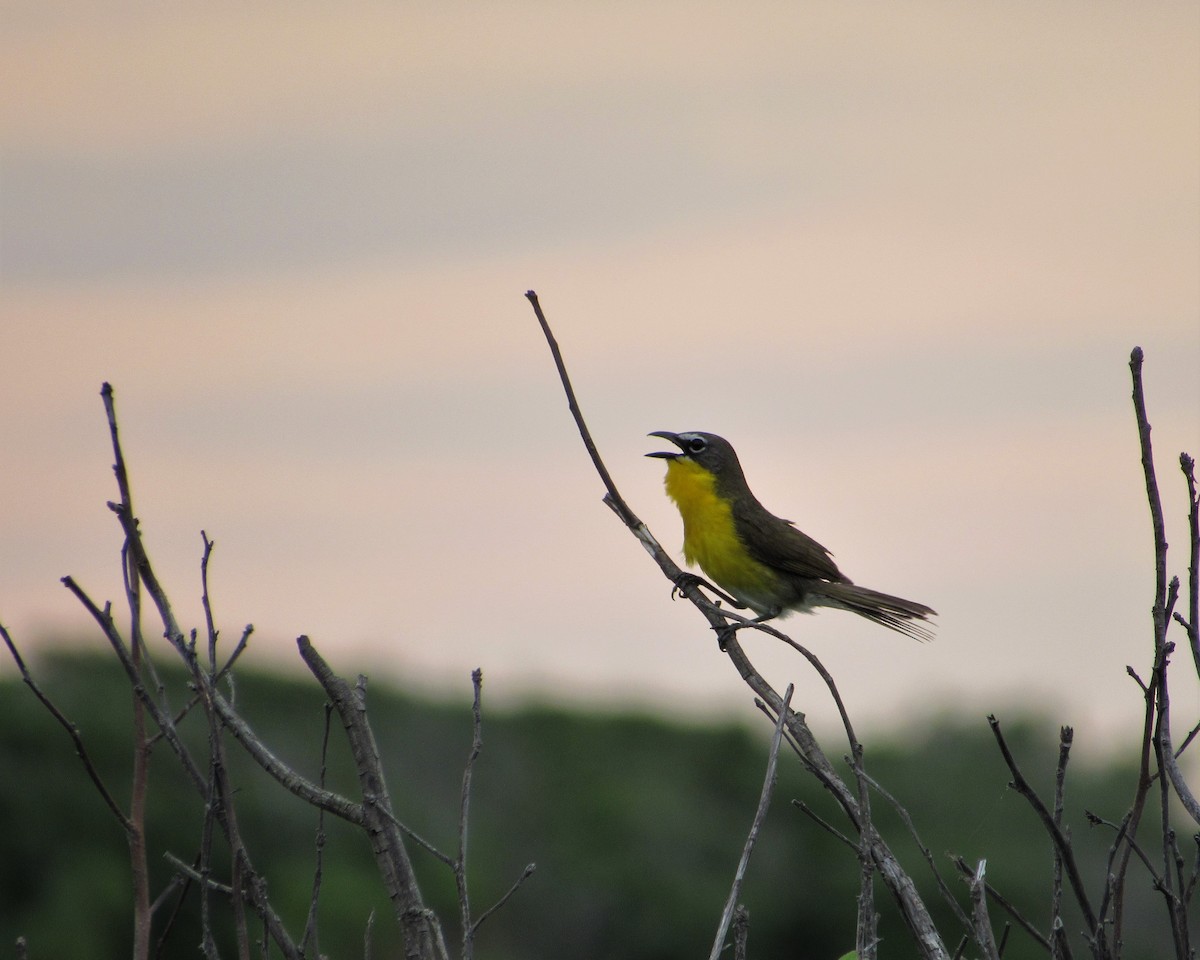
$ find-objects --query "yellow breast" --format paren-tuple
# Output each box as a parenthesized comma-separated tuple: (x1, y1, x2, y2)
(662, 458, 781, 606)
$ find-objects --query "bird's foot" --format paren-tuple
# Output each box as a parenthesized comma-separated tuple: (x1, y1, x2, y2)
(715, 607, 782, 650)
(670, 571, 705, 601)
(670, 572, 746, 611)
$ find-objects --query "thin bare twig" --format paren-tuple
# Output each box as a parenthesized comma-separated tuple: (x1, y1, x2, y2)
(1051, 727, 1075, 960)
(164, 853, 234, 896)
(470, 863, 537, 937)
(364, 909, 376, 960)
(101, 385, 187, 655)
(0, 622, 133, 832)
(148, 871, 188, 917)
(1180, 453, 1199, 681)
(201, 532, 218, 672)
(198, 737, 221, 960)
(194, 531, 252, 960)
(373, 804, 455, 869)
(1159, 458, 1200, 828)
(987, 715, 1102, 952)
(710, 684, 793, 960)
(525, 291, 639, 527)
(791, 800, 858, 852)
(153, 858, 196, 957)
(1184, 834, 1200, 905)
(1150, 649, 1193, 956)
(301, 703, 335, 958)
(745, 620, 861, 751)
(458, 668, 485, 960)
(1121, 346, 1196, 952)
(218, 623, 255, 683)
(119, 525, 153, 960)
(1106, 648, 1162, 948)
(1129, 348, 1169, 654)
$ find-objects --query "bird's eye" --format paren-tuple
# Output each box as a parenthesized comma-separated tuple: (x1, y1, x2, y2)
(687, 437, 707, 454)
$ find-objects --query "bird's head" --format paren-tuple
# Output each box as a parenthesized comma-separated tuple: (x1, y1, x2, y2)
(646, 431, 742, 479)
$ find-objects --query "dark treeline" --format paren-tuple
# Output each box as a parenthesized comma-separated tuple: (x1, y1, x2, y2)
(0, 649, 1167, 960)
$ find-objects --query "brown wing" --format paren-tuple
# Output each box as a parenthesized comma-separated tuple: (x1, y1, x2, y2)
(732, 500, 847, 583)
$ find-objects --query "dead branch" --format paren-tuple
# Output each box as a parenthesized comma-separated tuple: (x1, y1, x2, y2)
(988, 714, 1102, 953)
(526, 290, 949, 960)
(10, 381, 542, 959)
(965, 860, 1000, 960)
(297, 635, 450, 960)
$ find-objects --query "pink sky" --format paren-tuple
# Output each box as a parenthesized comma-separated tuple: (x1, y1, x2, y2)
(3, 2, 1198, 750)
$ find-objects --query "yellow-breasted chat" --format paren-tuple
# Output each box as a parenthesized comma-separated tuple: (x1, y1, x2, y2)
(647, 431, 935, 641)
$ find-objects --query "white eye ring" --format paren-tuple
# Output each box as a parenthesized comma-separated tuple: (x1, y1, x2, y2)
(687, 437, 707, 453)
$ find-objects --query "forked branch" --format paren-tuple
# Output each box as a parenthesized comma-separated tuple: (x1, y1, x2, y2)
(525, 290, 948, 960)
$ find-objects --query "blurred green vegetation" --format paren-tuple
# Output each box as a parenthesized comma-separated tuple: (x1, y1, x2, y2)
(0, 649, 1173, 959)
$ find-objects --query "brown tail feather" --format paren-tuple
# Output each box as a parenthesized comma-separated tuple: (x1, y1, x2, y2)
(812, 582, 936, 642)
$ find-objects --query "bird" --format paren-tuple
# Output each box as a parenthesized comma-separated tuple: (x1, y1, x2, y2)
(647, 431, 935, 641)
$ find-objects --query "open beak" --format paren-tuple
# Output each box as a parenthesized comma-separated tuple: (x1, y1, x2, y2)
(646, 431, 685, 459)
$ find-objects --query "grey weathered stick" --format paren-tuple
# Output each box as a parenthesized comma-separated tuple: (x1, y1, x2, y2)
(967, 860, 1000, 960)
(733, 905, 750, 960)
(297, 635, 449, 960)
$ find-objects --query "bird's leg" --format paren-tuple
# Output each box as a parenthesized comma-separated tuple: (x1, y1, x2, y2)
(714, 607, 783, 649)
(671, 572, 747, 610)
